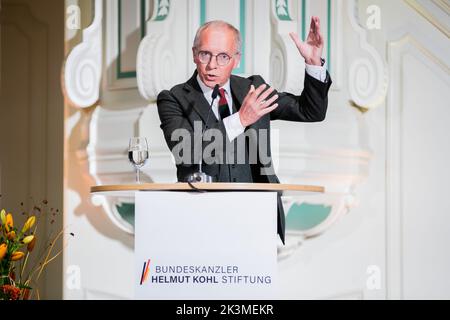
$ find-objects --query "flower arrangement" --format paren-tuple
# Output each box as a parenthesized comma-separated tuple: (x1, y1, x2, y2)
(0, 200, 64, 300)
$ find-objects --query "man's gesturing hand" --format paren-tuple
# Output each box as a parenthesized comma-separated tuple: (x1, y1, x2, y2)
(289, 16, 324, 66)
(238, 84, 279, 128)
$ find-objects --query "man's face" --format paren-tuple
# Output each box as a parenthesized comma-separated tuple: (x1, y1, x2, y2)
(193, 27, 240, 88)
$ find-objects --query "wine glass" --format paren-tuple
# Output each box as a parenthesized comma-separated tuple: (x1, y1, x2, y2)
(128, 137, 149, 184)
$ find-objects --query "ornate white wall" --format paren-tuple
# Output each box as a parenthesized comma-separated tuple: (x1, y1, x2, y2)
(62, 0, 450, 299)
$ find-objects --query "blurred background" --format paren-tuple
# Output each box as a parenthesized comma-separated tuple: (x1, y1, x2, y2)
(0, 0, 449, 299)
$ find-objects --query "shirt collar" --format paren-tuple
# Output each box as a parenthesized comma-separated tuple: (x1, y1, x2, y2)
(196, 74, 231, 99)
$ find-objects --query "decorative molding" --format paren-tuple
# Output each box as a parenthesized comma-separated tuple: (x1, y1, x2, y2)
(154, 0, 170, 21)
(63, 0, 102, 108)
(91, 194, 134, 234)
(106, 0, 148, 90)
(404, 0, 450, 38)
(287, 193, 357, 238)
(301, 0, 306, 40)
(329, 0, 343, 90)
(274, 145, 370, 260)
(431, 0, 450, 14)
(270, 0, 304, 93)
(385, 33, 403, 298)
(116, 0, 147, 79)
(347, 0, 388, 110)
(275, 0, 292, 21)
(83, 101, 176, 234)
(326, 0, 331, 73)
(277, 191, 358, 260)
(386, 34, 449, 300)
(269, 46, 286, 90)
(85, 107, 144, 234)
(84, 104, 175, 233)
(136, 0, 177, 100)
(276, 145, 372, 187)
(137, 33, 176, 100)
(271, 116, 372, 259)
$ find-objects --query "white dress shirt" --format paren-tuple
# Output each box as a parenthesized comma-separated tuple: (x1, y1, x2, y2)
(196, 63, 327, 141)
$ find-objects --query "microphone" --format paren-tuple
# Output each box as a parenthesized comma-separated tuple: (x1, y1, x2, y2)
(212, 83, 220, 99)
(187, 84, 220, 183)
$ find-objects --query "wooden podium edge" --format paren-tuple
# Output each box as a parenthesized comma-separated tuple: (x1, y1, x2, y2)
(90, 182, 324, 193)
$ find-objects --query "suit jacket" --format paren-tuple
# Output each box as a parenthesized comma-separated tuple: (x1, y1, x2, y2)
(157, 70, 332, 244)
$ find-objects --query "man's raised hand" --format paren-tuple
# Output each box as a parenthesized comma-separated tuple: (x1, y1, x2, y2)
(289, 16, 324, 66)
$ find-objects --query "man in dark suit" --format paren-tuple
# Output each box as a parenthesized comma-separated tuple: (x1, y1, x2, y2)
(157, 18, 332, 244)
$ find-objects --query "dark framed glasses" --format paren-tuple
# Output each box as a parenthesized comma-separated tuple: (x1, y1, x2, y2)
(197, 50, 238, 66)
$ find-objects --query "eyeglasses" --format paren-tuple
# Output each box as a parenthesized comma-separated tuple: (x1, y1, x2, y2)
(196, 50, 238, 66)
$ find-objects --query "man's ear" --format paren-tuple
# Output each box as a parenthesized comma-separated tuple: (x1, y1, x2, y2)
(192, 47, 196, 63)
(233, 53, 241, 68)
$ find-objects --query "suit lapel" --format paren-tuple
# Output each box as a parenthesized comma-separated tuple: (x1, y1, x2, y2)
(230, 75, 251, 113)
(183, 72, 253, 126)
(183, 72, 213, 124)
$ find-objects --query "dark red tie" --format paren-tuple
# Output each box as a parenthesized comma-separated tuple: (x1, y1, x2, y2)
(218, 88, 231, 120)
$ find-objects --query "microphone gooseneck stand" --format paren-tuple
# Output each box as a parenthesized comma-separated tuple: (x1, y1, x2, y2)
(187, 84, 220, 192)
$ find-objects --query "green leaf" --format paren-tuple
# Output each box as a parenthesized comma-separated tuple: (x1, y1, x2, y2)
(15, 283, 32, 290)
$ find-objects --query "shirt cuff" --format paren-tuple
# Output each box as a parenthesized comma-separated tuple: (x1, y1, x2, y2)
(223, 113, 245, 141)
(305, 62, 327, 82)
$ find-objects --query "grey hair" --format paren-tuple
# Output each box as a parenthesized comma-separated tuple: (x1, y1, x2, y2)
(193, 20, 241, 54)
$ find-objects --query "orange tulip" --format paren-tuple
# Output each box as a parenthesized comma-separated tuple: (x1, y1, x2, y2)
(11, 251, 25, 261)
(0, 209, 6, 224)
(22, 216, 36, 233)
(7, 231, 16, 240)
(5, 213, 13, 232)
(27, 236, 37, 252)
(23, 235, 34, 244)
(0, 243, 7, 260)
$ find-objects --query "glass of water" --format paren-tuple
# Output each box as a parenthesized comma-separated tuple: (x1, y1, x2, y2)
(128, 137, 149, 184)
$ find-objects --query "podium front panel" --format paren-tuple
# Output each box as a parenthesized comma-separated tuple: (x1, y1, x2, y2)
(135, 191, 278, 299)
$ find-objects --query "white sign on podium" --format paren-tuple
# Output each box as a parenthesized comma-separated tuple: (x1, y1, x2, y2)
(135, 191, 278, 299)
